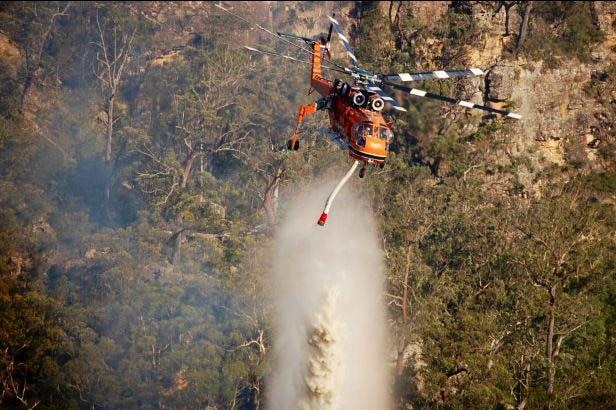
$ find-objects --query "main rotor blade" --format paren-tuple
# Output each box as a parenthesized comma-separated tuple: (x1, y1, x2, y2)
(327, 16, 359, 68)
(366, 83, 407, 112)
(381, 68, 485, 83)
(215, 3, 349, 72)
(382, 81, 521, 119)
(244, 46, 348, 74)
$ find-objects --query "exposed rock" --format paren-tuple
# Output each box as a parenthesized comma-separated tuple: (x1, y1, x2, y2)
(593, 2, 616, 38)
(538, 139, 565, 166)
(85, 249, 97, 259)
(151, 50, 184, 67)
(209, 202, 226, 219)
(0, 32, 22, 75)
(584, 133, 600, 149)
(487, 63, 515, 101)
(407, 1, 449, 28)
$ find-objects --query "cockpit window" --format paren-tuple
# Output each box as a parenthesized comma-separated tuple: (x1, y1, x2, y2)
(379, 127, 393, 141)
(353, 123, 373, 139)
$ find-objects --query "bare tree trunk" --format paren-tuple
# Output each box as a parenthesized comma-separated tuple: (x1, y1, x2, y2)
(546, 284, 556, 408)
(516, 361, 531, 410)
(104, 94, 115, 204)
(262, 164, 284, 229)
(181, 152, 200, 190)
(93, 15, 135, 210)
(105, 95, 115, 164)
(171, 151, 199, 266)
(395, 246, 412, 377)
(172, 222, 183, 266)
(514, 1, 533, 58)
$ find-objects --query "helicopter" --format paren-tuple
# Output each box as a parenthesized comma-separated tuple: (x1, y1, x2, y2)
(215, 4, 521, 226)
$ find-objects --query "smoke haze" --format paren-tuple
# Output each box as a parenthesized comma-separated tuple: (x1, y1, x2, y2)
(268, 179, 390, 410)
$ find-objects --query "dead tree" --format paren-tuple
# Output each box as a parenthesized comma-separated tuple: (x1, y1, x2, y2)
(92, 12, 135, 206)
(260, 161, 285, 230)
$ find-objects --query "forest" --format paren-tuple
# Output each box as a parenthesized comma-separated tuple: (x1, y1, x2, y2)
(0, 1, 615, 409)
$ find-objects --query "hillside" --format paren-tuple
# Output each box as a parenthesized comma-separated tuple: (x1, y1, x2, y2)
(0, 2, 615, 409)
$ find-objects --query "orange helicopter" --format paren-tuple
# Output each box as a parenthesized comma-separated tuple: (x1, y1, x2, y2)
(215, 4, 521, 226)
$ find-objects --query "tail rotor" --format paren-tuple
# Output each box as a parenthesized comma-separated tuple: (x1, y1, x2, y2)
(321, 13, 334, 60)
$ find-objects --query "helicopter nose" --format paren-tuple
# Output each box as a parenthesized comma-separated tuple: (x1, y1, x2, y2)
(367, 138, 385, 150)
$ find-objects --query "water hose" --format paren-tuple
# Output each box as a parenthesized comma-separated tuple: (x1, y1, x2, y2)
(317, 160, 359, 226)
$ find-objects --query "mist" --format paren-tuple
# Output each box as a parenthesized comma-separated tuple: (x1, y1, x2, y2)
(268, 179, 390, 410)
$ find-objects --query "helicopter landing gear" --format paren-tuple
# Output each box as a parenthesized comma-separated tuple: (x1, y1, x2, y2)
(359, 166, 366, 178)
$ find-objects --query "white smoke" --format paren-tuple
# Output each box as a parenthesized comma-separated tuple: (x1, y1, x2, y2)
(268, 178, 390, 410)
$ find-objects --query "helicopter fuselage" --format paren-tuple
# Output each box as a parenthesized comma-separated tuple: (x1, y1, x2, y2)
(308, 42, 393, 166)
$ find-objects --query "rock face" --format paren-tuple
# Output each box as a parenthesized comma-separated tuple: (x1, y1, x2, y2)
(593, 2, 616, 37)
(407, 1, 449, 28)
(0, 33, 21, 75)
(487, 63, 515, 101)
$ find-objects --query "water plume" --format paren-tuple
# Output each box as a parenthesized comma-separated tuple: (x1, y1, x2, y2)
(268, 179, 390, 410)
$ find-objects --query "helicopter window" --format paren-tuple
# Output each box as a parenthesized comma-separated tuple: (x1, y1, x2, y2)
(379, 127, 393, 141)
(353, 124, 373, 138)
(353, 123, 374, 147)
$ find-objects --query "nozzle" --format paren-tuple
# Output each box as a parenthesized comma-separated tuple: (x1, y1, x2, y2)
(317, 212, 328, 226)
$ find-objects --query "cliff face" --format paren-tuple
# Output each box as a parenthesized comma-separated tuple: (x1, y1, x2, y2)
(0, 3, 614, 410)
(361, 1, 615, 194)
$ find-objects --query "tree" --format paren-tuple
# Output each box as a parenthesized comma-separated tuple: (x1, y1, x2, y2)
(510, 186, 609, 408)
(514, 1, 533, 57)
(11, 1, 74, 111)
(132, 45, 257, 264)
(92, 11, 136, 208)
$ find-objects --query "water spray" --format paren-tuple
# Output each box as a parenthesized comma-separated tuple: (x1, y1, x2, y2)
(269, 181, 389, 410)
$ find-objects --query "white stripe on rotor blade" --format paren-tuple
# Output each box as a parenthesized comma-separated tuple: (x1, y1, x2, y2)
(244, 46, 258, 52)
(409, 89, 427, 97)
(338, 33, 349, 43)
(434, 70, 449, 79)
(398, 73, 413, 81)
(507, 113, 522, 119)
(347, 52, 358, 62)
(458, 100, 475, 108)
(392, 106, 407, 112)
(470, 68, 484, 75)
(328, 16, 340, 25)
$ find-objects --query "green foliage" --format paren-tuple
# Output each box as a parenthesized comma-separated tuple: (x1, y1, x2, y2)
(584, 171, 616, 193)
(468, 119, 503, 142)
(0, 2, 614, 410)
(523, 2, 605, 67)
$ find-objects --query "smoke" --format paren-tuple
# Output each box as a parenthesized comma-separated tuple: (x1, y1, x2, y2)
(268, 178, 390, 410)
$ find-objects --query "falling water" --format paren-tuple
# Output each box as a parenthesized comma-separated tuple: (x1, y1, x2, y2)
(268, 179, 390, 410)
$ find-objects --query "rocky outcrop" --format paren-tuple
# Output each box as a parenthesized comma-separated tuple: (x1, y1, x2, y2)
(0, 32, 21, 75)
(407, 2, 449, 28)
(486, 63, 515, 101)
(593, 2, 616, 38)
